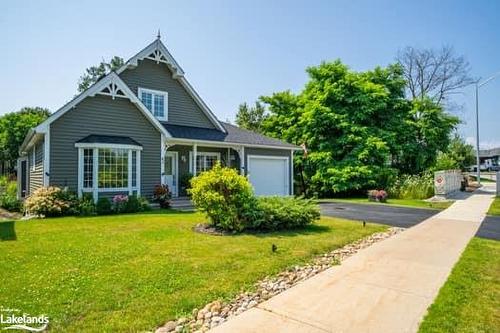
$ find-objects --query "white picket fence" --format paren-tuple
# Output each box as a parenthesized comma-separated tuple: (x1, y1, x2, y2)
(434, 170, 462, 197)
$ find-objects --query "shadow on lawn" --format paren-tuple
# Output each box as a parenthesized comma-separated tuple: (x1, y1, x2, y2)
(248, 224, 332, 238)
(0, 221, 17, 241)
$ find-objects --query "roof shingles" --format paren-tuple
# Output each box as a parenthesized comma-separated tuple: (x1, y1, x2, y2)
(162, 122, 297, 149)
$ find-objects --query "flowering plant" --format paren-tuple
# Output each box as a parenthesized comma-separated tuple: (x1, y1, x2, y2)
(24, 186, 72, 217)
(153, 184, 171, 208)
(112, 194, 129, 213)
(367, 189, 388, 203)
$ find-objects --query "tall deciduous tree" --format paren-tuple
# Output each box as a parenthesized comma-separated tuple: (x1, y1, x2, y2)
(397, 46, 474, 105)
(77, 56, 124, 93)
(235, 102, 267, 133)
(0, 107, 50, 173)
(261, 60, 460, 196)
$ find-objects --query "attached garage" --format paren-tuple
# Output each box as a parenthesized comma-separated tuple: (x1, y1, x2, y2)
(247, 155, 290, 196)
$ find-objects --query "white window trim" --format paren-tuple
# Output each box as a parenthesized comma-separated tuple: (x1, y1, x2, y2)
(77, 144, 142, 201)
(31, 146, 36, 171)
(138, 87, 168, 121)
(189, 151, 221, 174)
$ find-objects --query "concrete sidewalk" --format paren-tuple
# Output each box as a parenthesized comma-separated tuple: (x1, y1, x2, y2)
(210, 187, 495, 333)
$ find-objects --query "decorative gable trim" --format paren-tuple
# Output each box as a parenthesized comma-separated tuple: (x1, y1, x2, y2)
(33, 72, 171, 138)
(116, 38, 185, 78)
(117, 38, 227, 133)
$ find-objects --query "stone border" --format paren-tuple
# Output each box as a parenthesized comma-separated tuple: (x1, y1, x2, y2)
(156, 227, 404, 333)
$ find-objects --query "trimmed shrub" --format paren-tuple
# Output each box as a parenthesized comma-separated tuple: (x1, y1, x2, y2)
(153, 185, 171, 208)
(250, 197, 320, 231)
(76, 195, 95, 216)
(137, 196, 151, 212)
(189, 162, 256, 232)
(96, 197, 112, 215)
(25, 187, 72, 217)
(123, 195, 151, 213)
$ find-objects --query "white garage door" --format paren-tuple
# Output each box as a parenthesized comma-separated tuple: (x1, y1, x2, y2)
(247, 155, 289, 196)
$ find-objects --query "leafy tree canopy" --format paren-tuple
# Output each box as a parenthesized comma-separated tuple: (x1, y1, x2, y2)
(0, 107, 50, 171)
(235, 102, 267, 133)
(77, 56, 124, 93)
(260, 60, 460, 196)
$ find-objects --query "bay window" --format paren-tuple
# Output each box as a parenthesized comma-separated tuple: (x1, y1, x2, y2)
(77, 144, 142, 200)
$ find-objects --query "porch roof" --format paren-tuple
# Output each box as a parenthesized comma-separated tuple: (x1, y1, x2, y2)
(76, 135, 142, 146)
(162, 122, 298, 149)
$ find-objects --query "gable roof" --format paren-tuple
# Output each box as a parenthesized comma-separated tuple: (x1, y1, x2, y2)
(116, 38, 226, 133)
(163, 122, 299, 149)
(20, 72, 172, 153)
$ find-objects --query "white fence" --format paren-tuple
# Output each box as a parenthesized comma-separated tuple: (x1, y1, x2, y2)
(434, 170, 462, 197)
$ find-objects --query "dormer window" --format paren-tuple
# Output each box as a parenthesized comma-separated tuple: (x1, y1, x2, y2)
(138, 87, 168, 121)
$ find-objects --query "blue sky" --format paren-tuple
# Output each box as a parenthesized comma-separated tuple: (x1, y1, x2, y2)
(1, 0, 499, 147)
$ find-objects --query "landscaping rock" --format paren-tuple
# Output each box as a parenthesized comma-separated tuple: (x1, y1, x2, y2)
(156, 320, 176, 332)
(156, 227, 404, 332)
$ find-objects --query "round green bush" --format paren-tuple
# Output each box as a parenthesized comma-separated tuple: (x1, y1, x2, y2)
(96, 197, 112, 215)
(189, 162, 256, 232)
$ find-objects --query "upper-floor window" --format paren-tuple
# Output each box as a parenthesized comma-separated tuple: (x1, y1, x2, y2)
(138, 88, 168, 121)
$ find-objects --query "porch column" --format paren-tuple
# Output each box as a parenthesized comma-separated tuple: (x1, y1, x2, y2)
(240, 146, 245, 175)
(193, 143, 197, 176)
(227, 148, 231, 167)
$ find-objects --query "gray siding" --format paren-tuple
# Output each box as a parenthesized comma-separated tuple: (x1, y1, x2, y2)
(120, 59, 216, 129)
(244, 147, 294, 195)
(29, 139, 44, 194)
(49, 95, 161, 198)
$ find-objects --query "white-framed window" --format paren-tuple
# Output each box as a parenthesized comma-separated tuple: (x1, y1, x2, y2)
(31, 146, 36, 171)
(189, 152, 221, 174)
(138, 87, 168, 121)
(77, 144, 142, 201)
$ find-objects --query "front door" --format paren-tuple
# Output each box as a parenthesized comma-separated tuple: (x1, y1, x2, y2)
(163, 152, 178, 197)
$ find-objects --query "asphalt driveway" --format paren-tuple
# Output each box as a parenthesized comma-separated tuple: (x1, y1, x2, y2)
(319, 201, 438, 228)
(476, 216, 500, 240)
(319, 201, 500, 240)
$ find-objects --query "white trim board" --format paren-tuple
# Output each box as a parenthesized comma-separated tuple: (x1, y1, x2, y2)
(166, 137, 300, 151)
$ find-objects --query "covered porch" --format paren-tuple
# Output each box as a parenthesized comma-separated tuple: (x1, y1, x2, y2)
(160, 123, 298, 198)
(162, 141, 243, 197)
(162, 139, 294, 198)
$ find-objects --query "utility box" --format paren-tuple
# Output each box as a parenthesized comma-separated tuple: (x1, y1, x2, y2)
(434, 170, 462, 198)
(497, 172, 500, 195)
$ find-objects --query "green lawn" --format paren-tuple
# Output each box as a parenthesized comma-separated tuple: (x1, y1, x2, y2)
(488, 196, 500, 216)
(0, 211, 385, 333)
(419, 237, 500, 333)
(317, 197, 453, 210)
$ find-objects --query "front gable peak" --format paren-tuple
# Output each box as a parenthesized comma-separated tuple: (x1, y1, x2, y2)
(117, 39, 185, 79)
